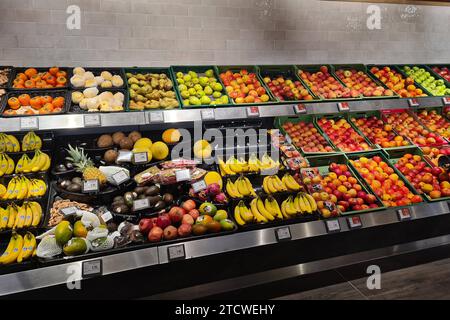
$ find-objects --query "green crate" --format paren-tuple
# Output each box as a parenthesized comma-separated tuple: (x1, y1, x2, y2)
(397, 64, 450, 97)
(332, 64, 399, 100)
(274, 115, 341, 156)
(412, 107, 450, 140)
(306, 153, 385, 216)
(257, 65, 319, 103)
(215, 65, 278, 106)
(124, 67, 181, 111)
(385, 147, 450, 203)
(348, 110, 416, 150)
(346, 150, 425, 208)
(314, 114, 379, 154)
(425, 64, 450, 89)
(170, 65, 232, 108)
(294, 64, 363, 102)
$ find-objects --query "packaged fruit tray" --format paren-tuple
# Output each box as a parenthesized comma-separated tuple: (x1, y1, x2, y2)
(69, 67, 126, 90)
(305, 154, 385, 216)
(367, 65, 429, 98)
(216, 65, 277, 106)
(171, 65, 232, 108)
(124, 67, 181, 111)
(426, 64, 450, 88)
(275, 115, 340, 156)
(0, 67, 13, 89)
(348, 110, 415, 150)
(1, 90, 69, 117)
(332, 64, 398, 100)
(295, 64, 363, 101)
(412, 107, 450, 140)
(315, 114, 378, 154)
(257, 65, 318, 103)
(395, 65, 450, 97)
(346, 151, 424, 208)
(385, 147, 450, 203)
(68, 88, 129, 114)
(9, 67, 71, 91)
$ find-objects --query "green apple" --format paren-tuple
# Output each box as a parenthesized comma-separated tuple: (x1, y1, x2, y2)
(205, 69, 214, 78)
(189, 96, 201, 105)
(181, 90, 190, 99)
(200, 96, 211, 105)
(213, 83, 223, 92)
(183, 99, 190, 106)
(178, 84, 187, 92)
(183, 74, 192, 82)
(188, 88, 197, 96)
(194, 84, 203, 91)
(176, 72, 184, 79)
(204, 86, 213, 96)
(213, 91, 222, 99)
(196, 90, 205, 98)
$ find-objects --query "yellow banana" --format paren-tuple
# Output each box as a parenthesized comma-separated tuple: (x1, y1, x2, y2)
(267, 177, 279, 194)
(300, 194, 313, 214)
(256, 197, 275, 221)
(240, 203, 254, 223)
(262, 177, 271, 194)
(0, 207, 9, 229)
(273, 175, 287, 192)
(296, 194, 307, 214)
(30, 202, 42, 227)
(283, 174, 301, 191)
(18, 232, 35, 262)
(280, 200, 290, 219)
(284, 197, 298, 216)
(304, 193, 318, 212)
(6, 177, 18, 200)
(236, 177, 251, 197)
(0, 154, 7, 176)
(219, 159, 235, 176)
(1, 233, 23, 265)
(14, 205, 27, 229)
(0, 134, 6, 152)
(7, 205, 17, 229)
(18, 177, 29, 200)
(6, 135, 20, 152)
(234, 202, 246, 226)
(250, 198, 268, 223)
(243, 177, 257, 197)
(40, 152, 51, 171)
(0, 234, 16, 264)
(33, 132, 42, 150)
(293, 194, 303, 213)
(6, 155, 14, 175)
(226, 179, 242, 199)
(24, 203, 34, 228)
(266, 197, 283, 219)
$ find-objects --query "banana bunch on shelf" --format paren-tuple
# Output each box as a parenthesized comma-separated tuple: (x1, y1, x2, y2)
(0, 153, 15, 176)
(0, 232, 37, 265)
(0, 133, 20, 153)
(263, 174, 302, 194)
(15, 150, 51, 174)
(226, 176, 257, 199)
(22, 132, 42, 152)
(0, 202, 42, 230)
(218, 154, 281, 176)
(0, 176, 47, 200)
(234, 196, 289, 226)
(281, 193, 317, 218)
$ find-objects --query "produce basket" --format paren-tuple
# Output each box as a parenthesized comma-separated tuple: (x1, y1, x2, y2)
(1, 90, 69, 117)
(412, 107, 450, 140)
(171, 65, 232, 108)
(0, 66, 13, 89)
(69, 67, 126, 90)
(215, 65, 277, 106)
(124, 67, 181, 111)
(68, 88, 129, 113)
(257, 64, 319, 102)
(9, 67, 71, 91)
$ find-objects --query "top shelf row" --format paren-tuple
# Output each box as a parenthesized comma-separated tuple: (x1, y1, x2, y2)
(0, 63, 450, 117)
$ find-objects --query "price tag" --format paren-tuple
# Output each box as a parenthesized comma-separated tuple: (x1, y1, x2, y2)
(397, 208, 412, 221)
(325, 219, 341, 233)
(133, 198, 150, 211)
(246, 106, 260, 118)
(83, 114, 101, 127)
(20, 117, 39, 130)
(192, 179, 207, 193)
(443, 97, 450, 106)
(82, 259, 103, 279)
(133, 152, 148, 164)
(101, 211, 113, 223)
(112, 170, 129, 185)
(285, 134, 292, 144)
(201, 109, 215, 121)
(337, 102, 350, 112)
(61, 206, 77, 216)
(149, 111, 164, 123)
(275, 227, 291, 242)
(82, 179, 99, 193)
(117, 150, 133, 163)
(176, 169, 191, 182)
(294, 104, 307, 114)
(408, 98, 420, 107)
(168, 244, 186, 261)
(347, 216, 362, 229)
(260, 167, 279, 176)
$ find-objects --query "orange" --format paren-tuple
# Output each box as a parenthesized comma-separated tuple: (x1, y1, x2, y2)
(162, 128, 181, 144)
(7, 97, 20, 110)
(18, 94, 31, 106)
(24, 68, 38, 78)
(45, 75, 56, 86)
(52, 97, 64, 108)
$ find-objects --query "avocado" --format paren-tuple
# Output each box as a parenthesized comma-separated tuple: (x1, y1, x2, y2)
(124, 192, 134, 207)
(55, 221, 73, 246)
(145, 186, 160, 196)
(199, 202, 217, 216)
(63, 238, 88, 256)
(192, 224, 208, 236)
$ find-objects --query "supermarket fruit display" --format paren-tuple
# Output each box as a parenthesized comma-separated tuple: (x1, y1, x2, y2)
(432, 66, 450, 83)
(219, 69, 271, 104)
(334, 67, 394, 98)
(1, 176, 47, 200)
(71, 88, 125, 113)
(263, 74, 314, 101)
(174, 68, 229, 107)
(281, 119, 334, 153)
(70, 67, 124, 89)
(126, 71, 179, 110)
(4, 93, 66, 116)
(369, 66, 426, 98)
(317, 117, 372, 152)
(415, 109, 450, 139)
(12, 67, 67, 90)
(269, 130, 309, 171)
(402, 66, 450, 97)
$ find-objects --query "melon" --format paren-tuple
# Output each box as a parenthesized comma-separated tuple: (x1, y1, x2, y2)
(204, 171, 223, 189)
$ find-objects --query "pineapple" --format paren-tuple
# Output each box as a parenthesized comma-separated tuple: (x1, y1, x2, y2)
(66, 145, 107, 186)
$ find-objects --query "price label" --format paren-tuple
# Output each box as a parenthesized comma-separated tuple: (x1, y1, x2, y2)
(201, 109, 215, 121)
(260, 167, 279, 176)
(347, 216, 362, 229)
(443, 97, 450, 106)
(285, 134, 292, 144)
(176, 169, 191, 182)
(83, 114, 101, 127)
(192, 179, 207, 193)
(325, 219, 341, 233)
(82, 259, 103, 278)
(117, 150, 133, 163)
(112, 170, 129, 185)
(133, 152, 148, 164)
(20, 117, 39, 130)
(408, 98, 420, 107)
(294, 104, 307, 114)
(275, 227, 291, 242)
(337, 102, 350, 112)
(82, 179, 99, 193)
(133, 198, 150, 211)
(61, 206, 77, 216)
(246, 106, 260, 118)
(101, 211, 113, 223)
(168, 244, 186, 261)
(397, 208, 412, 221)
(149, 111, 164, 123)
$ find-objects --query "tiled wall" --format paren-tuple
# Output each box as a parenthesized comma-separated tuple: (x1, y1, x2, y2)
(0, 0, 449, 67)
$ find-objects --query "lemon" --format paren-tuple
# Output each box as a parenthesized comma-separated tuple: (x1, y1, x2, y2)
(134, 138, 152, 149)
(151, 142, 169, 160)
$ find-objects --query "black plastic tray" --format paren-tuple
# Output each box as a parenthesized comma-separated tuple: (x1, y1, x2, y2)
(68, 88, 129, 113)
(8, 67, 71, 91)
(0, 90, 69, 117)
(0, 66, 13, 89)
(69, 67, 126, 90)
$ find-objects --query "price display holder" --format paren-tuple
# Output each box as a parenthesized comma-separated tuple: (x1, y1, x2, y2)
(443, 97, 450, 106)
(148, 111, 164, 123)
(83, 114, 101, 127)
(176, 169, 191, 182)
(61, 206, 78, 216)
(347, 216, 362, 229)
(408, 98, 420, 107)
(133, 152, 148, 165)
(192, 180, 207, 193)
(201, 109, 215, 121)
(112, 170, 129, 185)
(101, 211, 113, 223)
(82, 180, 99, 194)
(246, 106, 260, 118)
(82, 259, 103, 279)
(133, 198, 150, 212)
(168, 244, 186, 262)
(294, 104, 307, 114)
(20, 117, 39, 130)
(337, 102, 350, 112)
(275, 227, 291, 242)
(397, 208, 412, 221)
(325, 219, 341, 233)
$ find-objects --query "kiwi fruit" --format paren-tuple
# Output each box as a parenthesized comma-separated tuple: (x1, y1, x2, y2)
(112, 132, 126, 145)
(128, 131, 142, 143)
(104, 149, 118, 164)
(119, 137, 134, 150)
(97, 134, 114, 148)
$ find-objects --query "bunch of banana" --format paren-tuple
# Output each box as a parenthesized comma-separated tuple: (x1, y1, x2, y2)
(0, 133, 20, 153)
(0, 202, 42, 231)
(218, 157, 249, 176)
(281, 193, 317, 217)
(22, 132, 42, 152)
(1, 176, 47, 200)
(226, 176, 257, 199)
(0, 153, 15, 177)
(263, 175, 287, 194)
(233, 200, 256, 226)
(259, 153, 280, 171)
(15, 150, 51, 174)
(234, 197, 285, 226)
(0, 232, 37, 265)
(282, 173, 302, 192)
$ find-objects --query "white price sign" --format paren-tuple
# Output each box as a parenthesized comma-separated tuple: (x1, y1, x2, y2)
(83, 114, 101, 127)
(133, 198, 150, 211)
(61, 207, 77, 216)
(175, 169, 191, 182)
(133, 152, 148, 164)
(246, 106, 260, 117)
(260, 167, 279, 176)
(101, 211, 113, 223)
(443, 97, 450, 106)
(20, 117, 39, 130)
(325, 219, 341, 233)
(82, 179, 99, 193)
(337, 102, 350, 112)
(294, 104, 307, 114)
(347, 216, 362, 229)
(149, 111, 164, 123)
(82, 259, 102, 278)
(112, 170, 129, 185)
(192, 180, 207, 193)
(201, 109, 215, 121)
(168, 244, 185, 261)
(397, 208, 412, 221)
(275, 227, 291, 242)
